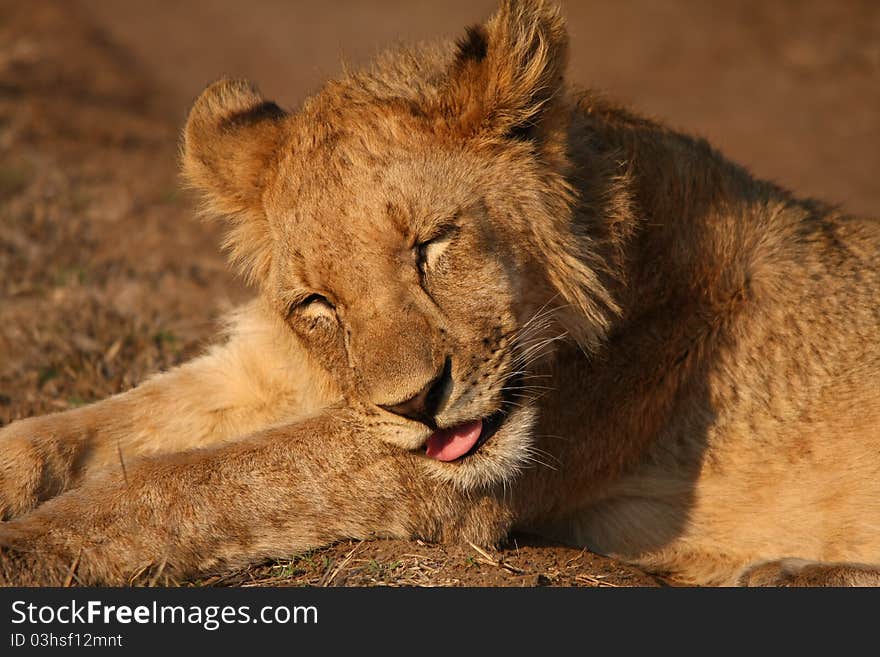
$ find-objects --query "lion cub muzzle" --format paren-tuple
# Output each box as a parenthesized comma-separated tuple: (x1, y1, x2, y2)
(376, 356, 490, 462)
(378, 356, 452, 426)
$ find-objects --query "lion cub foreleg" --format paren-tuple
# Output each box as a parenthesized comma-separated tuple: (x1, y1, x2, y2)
(0, 305, 336, 519)
(0, 411, 510, 585)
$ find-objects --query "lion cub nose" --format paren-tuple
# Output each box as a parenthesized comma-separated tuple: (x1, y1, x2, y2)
(379, 357, 452, 426)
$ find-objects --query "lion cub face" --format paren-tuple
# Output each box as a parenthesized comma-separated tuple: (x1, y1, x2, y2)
(267, 135, 548, 486)
(181, 1, 612, 487)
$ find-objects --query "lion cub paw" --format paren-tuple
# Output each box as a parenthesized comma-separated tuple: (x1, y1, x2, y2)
(736, 558, 880, 587)
(0, 417, 73, 520)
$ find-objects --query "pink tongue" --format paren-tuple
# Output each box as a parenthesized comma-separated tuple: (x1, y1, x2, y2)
(425, 419, 484, 462)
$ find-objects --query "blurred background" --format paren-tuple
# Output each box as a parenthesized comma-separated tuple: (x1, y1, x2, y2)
(81, 0, 880, 215)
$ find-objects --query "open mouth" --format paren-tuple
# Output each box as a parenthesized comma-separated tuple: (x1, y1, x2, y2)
(423, 373, 522, 463)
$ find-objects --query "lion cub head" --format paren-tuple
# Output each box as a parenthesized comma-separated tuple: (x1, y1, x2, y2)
(181, 0, 614, 488)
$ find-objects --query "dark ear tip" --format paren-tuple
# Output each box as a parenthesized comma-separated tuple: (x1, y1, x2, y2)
(187, 78, 276, 132)
(183, 78, 288, 165)
(198, 78, 263, 109)
(455, 25, 489, 64)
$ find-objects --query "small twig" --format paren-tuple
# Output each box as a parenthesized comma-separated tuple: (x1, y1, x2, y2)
(467, 542, 497, 565)
(321, 542, 362, 587)
(128, 561, 152, 586)
(147, 555, 168, 587)
(469, 542, 524, 574)
(500, 562, 525, 575)
(564, 548, 588, 568)
(63, 549, 83, 587)
(575, 573, 621, 588)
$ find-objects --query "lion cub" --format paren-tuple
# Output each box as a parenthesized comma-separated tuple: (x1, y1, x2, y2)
(0, 0, 878, 586)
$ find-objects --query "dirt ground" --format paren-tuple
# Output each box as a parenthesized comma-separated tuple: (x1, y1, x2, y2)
(0, 0, 877, 587)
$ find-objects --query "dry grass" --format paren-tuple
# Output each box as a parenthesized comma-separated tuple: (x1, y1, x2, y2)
(184, 538, 660, 588)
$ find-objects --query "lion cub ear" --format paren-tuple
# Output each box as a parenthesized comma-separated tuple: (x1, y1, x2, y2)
(441, 0, 569, 141)
(181, 79, 287, 284)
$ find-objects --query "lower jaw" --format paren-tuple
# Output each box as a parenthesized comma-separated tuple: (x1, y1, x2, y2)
(458, 407, 507, 460)
(455, 372, 523, 461)
(426, 404, 538, 489)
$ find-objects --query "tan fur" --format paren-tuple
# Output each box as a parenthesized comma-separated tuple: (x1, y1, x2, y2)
(1, 0, 878, 587)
